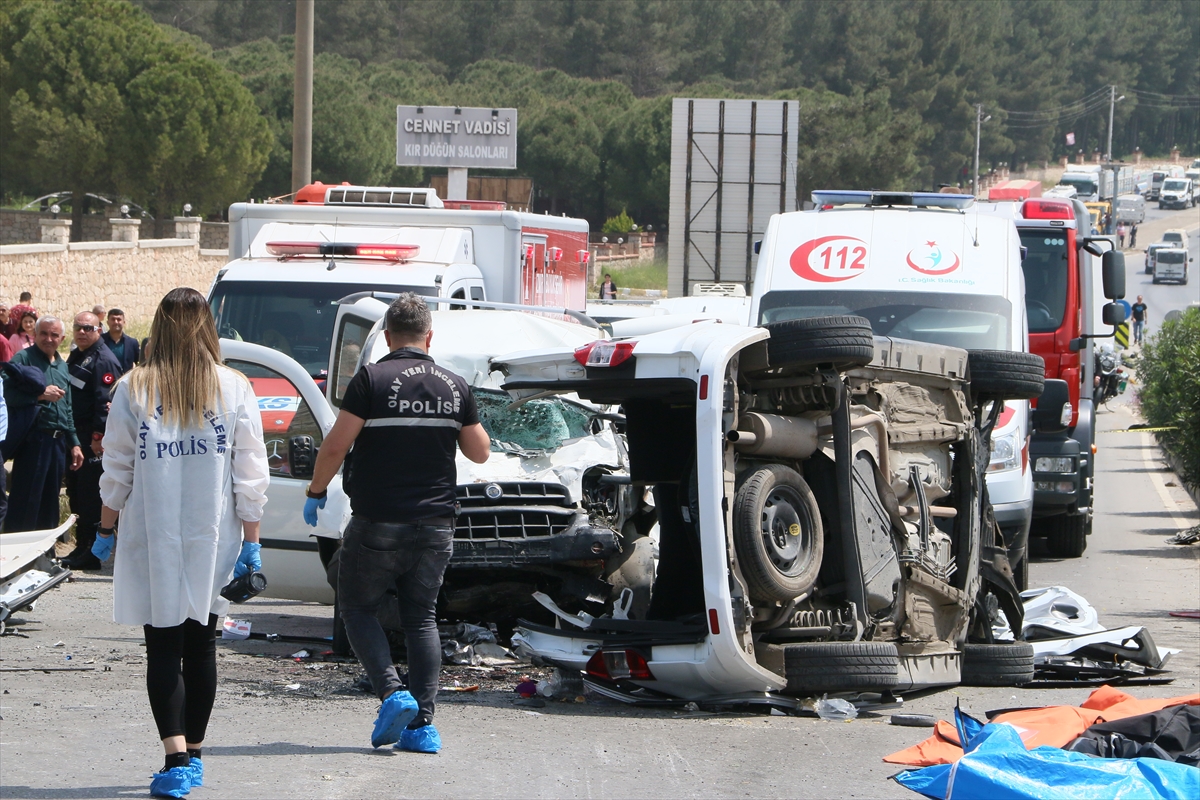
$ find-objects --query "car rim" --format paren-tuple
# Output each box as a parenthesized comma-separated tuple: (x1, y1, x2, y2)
(760, 486, 816, 577)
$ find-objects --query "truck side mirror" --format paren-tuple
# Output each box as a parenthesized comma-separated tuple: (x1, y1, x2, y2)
(289, 435, 316, 479)
(1102, 302, 1126, 326)
(1101, 250, 1126, 299)
(1034, 379, 1071, 434)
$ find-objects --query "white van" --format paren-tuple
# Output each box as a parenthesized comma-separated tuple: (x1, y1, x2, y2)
(1158, 178, 1195, 210)
(1153, 248, 1191, 285)
(1115, 194, 1146, 224)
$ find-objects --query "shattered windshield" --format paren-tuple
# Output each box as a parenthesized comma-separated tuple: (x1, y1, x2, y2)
(474, 389, 595, 453)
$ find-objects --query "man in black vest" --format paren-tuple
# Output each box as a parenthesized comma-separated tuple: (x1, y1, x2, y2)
(62, 311, 123, 569)
(304, 293, 490, 754)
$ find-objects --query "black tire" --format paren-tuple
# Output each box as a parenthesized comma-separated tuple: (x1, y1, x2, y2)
(733, 465, 824, 602)
(968, 350, 1045, 401)
(783, 641, 899, 694)
(1045, 513, 1087, 558)
(961, 642, 1035, 687)
(762, 315, 875, 370)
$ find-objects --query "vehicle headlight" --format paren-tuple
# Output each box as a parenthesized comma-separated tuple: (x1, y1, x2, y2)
(1034, 456, 1075, 474)
(988, 429, 1022, 473)
(1060, 402, 1073, 427)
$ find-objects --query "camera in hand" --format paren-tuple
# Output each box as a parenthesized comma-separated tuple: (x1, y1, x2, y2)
(220, 571, 268, 604)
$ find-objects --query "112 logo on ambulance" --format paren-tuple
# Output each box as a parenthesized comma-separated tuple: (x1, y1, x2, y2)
(790, 236, 868, 282)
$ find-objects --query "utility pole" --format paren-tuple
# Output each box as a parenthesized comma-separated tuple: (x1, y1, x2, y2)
(1105, 85, 1125, 163)
(291, 0, 314, 194)
(973, 104, 991, 197)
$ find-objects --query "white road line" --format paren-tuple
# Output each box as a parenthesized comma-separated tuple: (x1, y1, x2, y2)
(1141, 431, 1191, 532)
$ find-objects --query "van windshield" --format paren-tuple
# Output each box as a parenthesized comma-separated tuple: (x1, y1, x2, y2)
(1060, 176, 1097, 196)
(210, 280, 420, 378)
(758, 290, 1011, 350)
(1018, 231, 1070, 333)
(1162, 179, 1187, 192)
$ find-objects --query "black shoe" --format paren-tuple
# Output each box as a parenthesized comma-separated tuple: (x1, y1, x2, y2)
(63, 551, 102, 570)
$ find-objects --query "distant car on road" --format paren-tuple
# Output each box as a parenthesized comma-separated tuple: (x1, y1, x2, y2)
(1158, 177, 1195, 210)
(1152, 247, 1191, 285)
(1145, 242, 1171, 274)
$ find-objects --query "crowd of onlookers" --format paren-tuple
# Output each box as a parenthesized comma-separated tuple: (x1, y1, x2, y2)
(1, 291, 142, 569)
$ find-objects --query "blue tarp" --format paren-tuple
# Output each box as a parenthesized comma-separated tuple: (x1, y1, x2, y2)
(894, 707, 1200, 800)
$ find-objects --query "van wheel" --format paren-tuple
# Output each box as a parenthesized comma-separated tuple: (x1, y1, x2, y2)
(967, 350, 1045, 401)
(761, 315, 875, 370)
(1045, 513, 1087, 558)
(783, 642, 899, 694)
(961, 642, 1035, 686)
(733, 465, 824, 602)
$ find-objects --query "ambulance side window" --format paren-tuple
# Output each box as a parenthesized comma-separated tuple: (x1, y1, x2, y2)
(225, 359, 324, 477)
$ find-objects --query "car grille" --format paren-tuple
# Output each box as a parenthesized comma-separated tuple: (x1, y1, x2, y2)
(455, 482, 577, 540)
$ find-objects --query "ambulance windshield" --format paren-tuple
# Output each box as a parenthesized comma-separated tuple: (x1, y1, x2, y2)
(210, 280, 420, 378)
(759, 289, 1011, 350)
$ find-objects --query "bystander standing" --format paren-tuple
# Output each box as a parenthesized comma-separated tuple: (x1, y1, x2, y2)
(102, 308, 141, 373)
(1129, 224, 1138, 249)
(1131, 295, 1148, 346)
(8, 310, 37, 352)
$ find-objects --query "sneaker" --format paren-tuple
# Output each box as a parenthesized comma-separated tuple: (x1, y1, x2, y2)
(370, 690, 418, 748)
(396, 724, 442, 754)
(186, 757, 203, 787)
(150, 766, 191, 798)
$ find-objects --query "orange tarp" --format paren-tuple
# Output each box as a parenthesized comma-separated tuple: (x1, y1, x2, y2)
(883, 687, 1200, 766)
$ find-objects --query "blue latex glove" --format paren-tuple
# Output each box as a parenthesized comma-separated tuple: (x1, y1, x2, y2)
(233, 541, 262, 578)
(91, 533, 114, 562)
(303, 495, 326, 527)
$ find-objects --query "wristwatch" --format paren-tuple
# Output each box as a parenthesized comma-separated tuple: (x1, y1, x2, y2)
(306, 485, 328, 499)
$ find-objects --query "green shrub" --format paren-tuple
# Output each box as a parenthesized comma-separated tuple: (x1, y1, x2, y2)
(602, 209, 637, 235)
(1137, 307, 1200, 491)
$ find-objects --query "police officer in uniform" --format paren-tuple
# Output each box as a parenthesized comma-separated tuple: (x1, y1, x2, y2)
(62, 311, 123, 569)
(303, 294, 490, 754)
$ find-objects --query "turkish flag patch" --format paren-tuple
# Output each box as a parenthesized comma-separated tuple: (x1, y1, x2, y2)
(102, 373, 115, 385)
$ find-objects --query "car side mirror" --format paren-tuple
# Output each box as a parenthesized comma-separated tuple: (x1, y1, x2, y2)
(289, 435, 316, 479)
(1102, 302, 1127, 327)
(1101, 250, 1126, 299)
(1034, 379, 1071, 434)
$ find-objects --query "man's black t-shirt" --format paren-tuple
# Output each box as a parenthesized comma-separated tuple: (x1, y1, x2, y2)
(1131, 302, 1147, 321)
(340, 347, 479, 522)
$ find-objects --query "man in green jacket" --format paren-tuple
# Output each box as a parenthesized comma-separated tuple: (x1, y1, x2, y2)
(2, 316, 84, 532)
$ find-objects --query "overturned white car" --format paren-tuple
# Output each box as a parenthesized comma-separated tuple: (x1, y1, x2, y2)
(501, 315, 1046, 701)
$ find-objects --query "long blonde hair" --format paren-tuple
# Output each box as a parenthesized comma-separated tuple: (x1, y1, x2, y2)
(126, 288, 222, 427)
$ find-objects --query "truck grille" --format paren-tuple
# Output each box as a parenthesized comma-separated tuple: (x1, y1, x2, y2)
(455, 482, 577, 540)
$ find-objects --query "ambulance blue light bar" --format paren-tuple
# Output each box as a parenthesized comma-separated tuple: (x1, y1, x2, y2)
(812, 190, 975, 210)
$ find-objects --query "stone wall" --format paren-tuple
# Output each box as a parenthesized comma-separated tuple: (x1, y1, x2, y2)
(0, 240, 228, 325)
(0, 209, 229, 249)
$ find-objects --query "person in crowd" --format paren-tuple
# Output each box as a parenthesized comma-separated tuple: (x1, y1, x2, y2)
(0, 391, 8, 530)
(1116, 222, 1128, 249)
(599, 273, 618, 300)
(102, 308, 141, 374)
(1129, 223, 1138, 249)
(91, 305, 107, 333)
(0, 326, 11, 363)
(8, 294, 36, 337)
(61, 311, 123, 570)
(1131, 295, 1148, 346)
(0, 303, 11, 337)
(303, 293, 490, 754)
(9, 310, 38, 352)
(1, 316, 84, 532)
(91, 288, 269, 798)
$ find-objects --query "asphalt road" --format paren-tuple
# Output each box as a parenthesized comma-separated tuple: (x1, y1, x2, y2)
(1, 389, 1196, 799)
(1123, 203, 1200, 337)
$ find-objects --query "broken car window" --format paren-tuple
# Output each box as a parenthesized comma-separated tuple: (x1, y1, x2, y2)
(473, 389, 593, 453)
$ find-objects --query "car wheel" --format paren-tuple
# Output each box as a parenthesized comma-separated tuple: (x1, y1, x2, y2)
(783, 641, 900, 694)
(1045, 513, 1087, 558)
(761, 315, 875, 371)
(961, 642, 1035, 686)
(967, 350, 1045, 401)
(733, 465, 824, 602)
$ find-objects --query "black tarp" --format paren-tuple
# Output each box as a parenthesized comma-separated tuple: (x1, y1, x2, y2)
(1065, 705, 1200, 766)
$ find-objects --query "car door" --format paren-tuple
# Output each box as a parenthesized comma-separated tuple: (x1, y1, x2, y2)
(220, 339, 339, 604)
(325, 296, 388, 408)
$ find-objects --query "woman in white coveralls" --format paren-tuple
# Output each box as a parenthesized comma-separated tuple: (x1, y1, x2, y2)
(91, 288, 269, 798)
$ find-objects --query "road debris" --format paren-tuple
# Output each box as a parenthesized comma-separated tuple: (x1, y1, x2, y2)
(816, 695, 858, 721)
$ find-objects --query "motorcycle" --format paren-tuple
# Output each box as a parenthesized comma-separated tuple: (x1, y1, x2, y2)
(1095, 345, 1126, 406)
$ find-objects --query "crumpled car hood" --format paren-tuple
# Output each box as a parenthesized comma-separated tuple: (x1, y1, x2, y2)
(455, 428, 622, 504)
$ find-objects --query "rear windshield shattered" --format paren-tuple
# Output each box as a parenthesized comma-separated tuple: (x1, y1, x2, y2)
(474, 389, 594, 453)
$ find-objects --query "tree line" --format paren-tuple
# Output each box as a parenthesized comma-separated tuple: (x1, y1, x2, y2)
(3, 0, 1197, 232)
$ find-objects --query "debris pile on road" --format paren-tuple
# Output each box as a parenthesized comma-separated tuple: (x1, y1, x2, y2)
(995, 586, 1180, 685)
(0, 519, 77, 635)
(888, 690, 1200, 799)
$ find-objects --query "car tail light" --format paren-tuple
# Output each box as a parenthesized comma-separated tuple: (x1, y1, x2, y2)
(574, 340, 636, 367)
(708, 608, 721, 635)
(1020, 199, 1074, 220)
(265, 241, 419, 261)
(586, 649, 654, 681)
(698, 374, 709, 400)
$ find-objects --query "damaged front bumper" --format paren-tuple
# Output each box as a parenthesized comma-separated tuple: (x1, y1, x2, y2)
(452, 509, 619, 567)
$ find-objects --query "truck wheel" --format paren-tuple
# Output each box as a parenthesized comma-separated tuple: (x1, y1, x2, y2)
(733, 465, 824, 602)
(967, 350, 1045, 401)
(1045, 513, 1087, 558)
(961, 642, 1035, 686)
(783, 641, 899, 694)
(762, 315, 875, 370)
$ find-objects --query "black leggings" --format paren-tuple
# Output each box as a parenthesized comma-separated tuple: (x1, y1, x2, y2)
(143, 614, 219, 743)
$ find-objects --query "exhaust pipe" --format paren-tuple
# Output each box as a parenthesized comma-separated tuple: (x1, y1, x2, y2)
(727, 412, 820, 460)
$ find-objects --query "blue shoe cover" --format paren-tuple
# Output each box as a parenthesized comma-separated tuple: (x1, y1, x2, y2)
(397, 724, 442, 754)
(371, 690, 418, 748)
(186, 758, 203, 787)
(150, 766, 191, 798)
